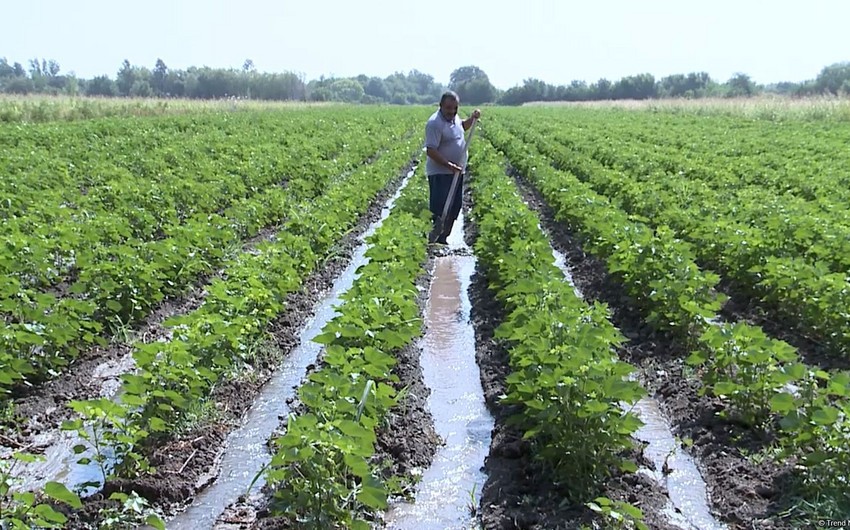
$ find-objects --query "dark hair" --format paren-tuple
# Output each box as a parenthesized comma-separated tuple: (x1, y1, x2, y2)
(440, 90, 460, 106)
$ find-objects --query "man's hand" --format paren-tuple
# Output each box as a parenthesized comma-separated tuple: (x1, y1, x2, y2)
(462, 109, 481, 131)
(427, 147, 464, 174)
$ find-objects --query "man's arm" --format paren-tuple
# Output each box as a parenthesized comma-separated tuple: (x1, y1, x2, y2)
(462, 109, 482, 131)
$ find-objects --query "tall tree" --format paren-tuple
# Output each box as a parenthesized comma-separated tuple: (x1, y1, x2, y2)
(449, 65, 488, 89)
(116, 59, 136, 96)
(0, 58, 15, 78)
(47, 60, 60, 77)
(152, 59, 168, 96)
(364, 76, 388, 100)
(815, 62, 850, 95)
(86, 75, 117, 96)
(449, 65, 496, 104)
(28, 58, 43, 77)
(329, 78, 364, 102)
(725, 72, 757, 97)
(593, 78, 613, 100)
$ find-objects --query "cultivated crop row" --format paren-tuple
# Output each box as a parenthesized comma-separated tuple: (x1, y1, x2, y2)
(3, 130, 423, 529)
(259, 161, 431, 529)
(503, 111, 850, 273)
(517, 108, 850, 205)
(467, 139, 648, 526)
(68, 136, 421, 479)
(484, 121, 850, 517)
(495, 115, 850, 357)
(0, 110, 422, 396)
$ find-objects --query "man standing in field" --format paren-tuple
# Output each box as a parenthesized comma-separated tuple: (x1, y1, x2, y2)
(425, 90, 480, 244)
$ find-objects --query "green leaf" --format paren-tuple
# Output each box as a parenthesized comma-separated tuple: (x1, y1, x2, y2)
(801, 451, 831, 466)
(338, 419, 371, 440)
(146, 514, 166, 530)
(583, 401, 610, 414)
(619, 459, 639, 473)
(811, 406, 839, 425)
(149, 416, 168, 432)
(713, 381, 737, 397)
(12, 452, 42, 464)
(593, 496, 613, 506)
(344, 453, 370, 478)
(121, 393, 146, 407)
(356, 476, 387, 510)
(44, 481, 83, 508)
(618, 502, 645, 519)
(783, 362, 807, 380)
(32, 503, 69, 525)
(769, 392, 796, 414)
(313, 331, 338, 345)
(350, 520, 371, 530)
(12, 491, 36, 506)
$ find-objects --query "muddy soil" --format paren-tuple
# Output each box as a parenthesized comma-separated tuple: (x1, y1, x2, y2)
(60, 164, 423, 528)
(507, 169, 797, 530)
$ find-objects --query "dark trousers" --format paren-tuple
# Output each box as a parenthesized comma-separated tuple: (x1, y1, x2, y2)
(428, 172, 464, 226)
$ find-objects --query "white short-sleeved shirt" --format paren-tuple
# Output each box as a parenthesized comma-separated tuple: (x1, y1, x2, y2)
(425, 109, 467, 176)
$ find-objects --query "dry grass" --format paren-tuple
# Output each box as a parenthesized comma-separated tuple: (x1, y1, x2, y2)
(523, 95, 850, 121)
(6, 93, 849, 124)
(0, 94, 341, 123)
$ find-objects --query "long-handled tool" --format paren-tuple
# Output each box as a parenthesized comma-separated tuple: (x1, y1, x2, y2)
(429, 117, 478, 244)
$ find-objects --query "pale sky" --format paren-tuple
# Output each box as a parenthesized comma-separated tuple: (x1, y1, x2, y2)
(3, 0, 848, 88)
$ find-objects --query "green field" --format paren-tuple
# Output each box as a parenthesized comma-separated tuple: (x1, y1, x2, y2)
(1, 100, 848, 529)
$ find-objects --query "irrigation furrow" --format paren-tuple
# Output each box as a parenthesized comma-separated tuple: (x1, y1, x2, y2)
(168, 167, 418, 529)
(498, 149, 792, 528)
(462, 143, 723, 530)
(215, 157, 439, 529)
(382, 210, 493, 530)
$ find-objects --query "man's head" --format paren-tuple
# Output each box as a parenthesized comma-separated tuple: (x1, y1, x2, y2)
(439, 91, 460, 120)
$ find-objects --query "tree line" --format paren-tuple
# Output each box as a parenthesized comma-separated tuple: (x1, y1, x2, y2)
(1, 56, 848, 105)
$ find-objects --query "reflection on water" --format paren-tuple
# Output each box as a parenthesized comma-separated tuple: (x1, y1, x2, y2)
(632, 398, 728, 530)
